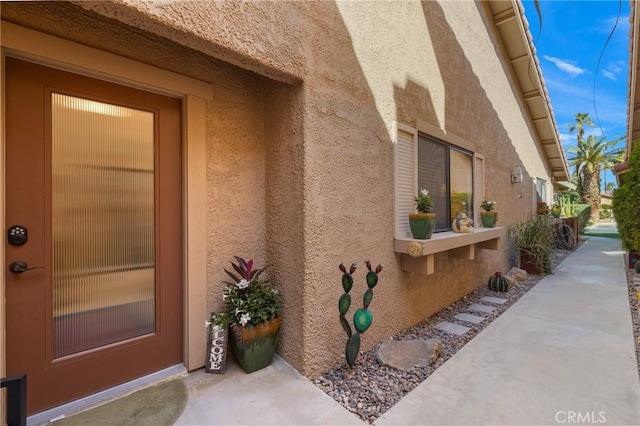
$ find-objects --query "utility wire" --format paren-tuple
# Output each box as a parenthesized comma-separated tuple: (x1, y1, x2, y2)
(592, 0, 622, 140)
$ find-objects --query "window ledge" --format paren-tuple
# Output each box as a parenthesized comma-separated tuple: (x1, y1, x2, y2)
(394, 227, 506, 275)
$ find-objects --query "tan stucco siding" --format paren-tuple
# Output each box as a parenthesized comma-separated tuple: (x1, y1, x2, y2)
(1, 0, 555, 377)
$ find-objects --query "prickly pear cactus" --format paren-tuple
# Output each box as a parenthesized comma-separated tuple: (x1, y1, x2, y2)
(488, 271, 509, 292)
(338, 261, 383, 367)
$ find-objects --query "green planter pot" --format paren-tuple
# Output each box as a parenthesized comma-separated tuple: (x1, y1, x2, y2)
(409, 213, 436, 239)
(480, 212, 497, 228)
(230, 317, 281, 373)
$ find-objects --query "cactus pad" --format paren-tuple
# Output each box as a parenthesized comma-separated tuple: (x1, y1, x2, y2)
(345, 333, 361, 367)
(342, 273, 353, 293)
(338, 293, 351, 316)
(363, 288, 374, 309)
(366, 271, 378, 288)
(340, 315, 352, 337)
(353, 308, 372, 333)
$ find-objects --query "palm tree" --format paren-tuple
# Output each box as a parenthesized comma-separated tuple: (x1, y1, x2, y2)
(566, 134, 624, 221)
(568, 112, 595, 196)
(568, 112, 595, 142)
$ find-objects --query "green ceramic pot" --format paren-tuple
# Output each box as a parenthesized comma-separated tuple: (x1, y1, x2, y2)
(409, 213, 436, 239)
(480, 212, 497, 228)
(230, 317, 281, 373)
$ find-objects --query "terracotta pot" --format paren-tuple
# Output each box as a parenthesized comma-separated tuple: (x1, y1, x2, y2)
(409, 213, 436, 239)
(520, 253, 543, 275)
(480, 211, 497, 228)
(229, 317, 281, 373)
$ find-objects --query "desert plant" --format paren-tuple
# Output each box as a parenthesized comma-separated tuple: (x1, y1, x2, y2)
(510, 215, 555, 274)
(487, 272, 509, 292)
(338, 261, 383, 367)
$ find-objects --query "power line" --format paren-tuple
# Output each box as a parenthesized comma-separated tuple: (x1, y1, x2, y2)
(592, 0, 622, 140)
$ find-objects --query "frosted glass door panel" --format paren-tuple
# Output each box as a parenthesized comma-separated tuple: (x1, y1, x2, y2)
(51, 93, 155, 359)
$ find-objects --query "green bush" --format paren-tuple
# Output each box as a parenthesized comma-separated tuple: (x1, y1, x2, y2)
(601, 203, 613, 210)
(572, 204, 591, 234)
(613, 143, 640, 250)
(598, 209, 612, 220)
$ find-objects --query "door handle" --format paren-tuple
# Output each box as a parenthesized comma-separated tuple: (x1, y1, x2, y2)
(9, 261, 43, 274)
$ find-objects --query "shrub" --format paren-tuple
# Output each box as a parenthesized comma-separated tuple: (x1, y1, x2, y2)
(572, 204, 591, 234)
(613, 142, 640, 250)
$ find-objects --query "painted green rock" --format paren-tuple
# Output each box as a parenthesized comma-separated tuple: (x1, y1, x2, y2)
(338, 293, 351, 316)
(340, 315, 352, 337)
(353, 308, 372, 333)
(342, 273, 353, 293)
(363, 288, 374, 309)
(345, 332, 361, 367)
(366, 271, 378, 288)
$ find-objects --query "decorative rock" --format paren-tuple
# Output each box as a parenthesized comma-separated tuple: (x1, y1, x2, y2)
(507, 267, 528, 281)
(503, 274, 516, 287)
(376, 339, 443, 371)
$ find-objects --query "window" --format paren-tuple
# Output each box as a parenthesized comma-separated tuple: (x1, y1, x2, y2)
(536, 178, 547, 203)
(418, 135, 473, 231)
(394, 122, 484, 239)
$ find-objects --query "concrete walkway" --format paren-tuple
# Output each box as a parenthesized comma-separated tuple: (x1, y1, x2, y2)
(376, 236, 640, 425)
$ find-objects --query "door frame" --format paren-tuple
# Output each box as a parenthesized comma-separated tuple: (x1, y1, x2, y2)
(1, 22, 211, 384)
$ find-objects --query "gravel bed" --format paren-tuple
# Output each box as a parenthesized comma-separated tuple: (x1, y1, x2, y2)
(624, 258, 640, 377)
(314, 246, 579, 423)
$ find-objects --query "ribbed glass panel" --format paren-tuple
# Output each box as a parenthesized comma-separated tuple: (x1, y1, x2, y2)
(51, 93, 155, 359)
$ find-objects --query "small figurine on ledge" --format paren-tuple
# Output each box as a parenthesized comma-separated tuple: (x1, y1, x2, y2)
(452, 212, 474, 233)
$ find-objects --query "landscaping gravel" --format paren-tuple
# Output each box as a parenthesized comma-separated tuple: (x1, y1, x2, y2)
(625, 259, 640, 378)
(314, 246, 578, 423)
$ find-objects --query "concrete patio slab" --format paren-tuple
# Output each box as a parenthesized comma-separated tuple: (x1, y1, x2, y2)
(434, 321, 470, 336)
(480, 296, 508, 304)
(454, 313, 485, 324)
(175, 356, 364, 426)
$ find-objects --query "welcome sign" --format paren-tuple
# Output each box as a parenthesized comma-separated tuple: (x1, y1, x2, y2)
(205, 320, 228, 374)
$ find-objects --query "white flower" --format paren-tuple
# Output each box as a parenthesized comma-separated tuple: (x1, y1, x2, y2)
(205, 320, 212, 329)
(222, 293, 227, 301)
(212, 325, 221, 333)
(239, 313, 251, 327)
(236, 279, 250, 290)
(420, 189, 429, 196)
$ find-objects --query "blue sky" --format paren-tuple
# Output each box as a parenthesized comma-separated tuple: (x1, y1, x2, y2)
(522, 0, 630, 189)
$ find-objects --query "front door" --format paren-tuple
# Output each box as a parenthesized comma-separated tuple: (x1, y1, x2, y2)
(5, 58, 183, 414)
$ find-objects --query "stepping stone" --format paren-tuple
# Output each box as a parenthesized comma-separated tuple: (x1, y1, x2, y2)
(454, 313, 485, 324)
(376, 339, 443, 371)
(468, 303, 496, 314)
(435, 321, 470, 336)
(481, 296, 508, 305)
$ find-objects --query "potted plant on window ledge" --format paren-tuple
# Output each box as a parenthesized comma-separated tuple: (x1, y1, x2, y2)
(222, 256, 281, 373)
(409, 188, 436, 239)
(480, 199, 497, 228)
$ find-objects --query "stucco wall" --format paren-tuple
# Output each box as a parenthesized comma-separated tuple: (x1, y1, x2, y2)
(1, 0, 555, 377)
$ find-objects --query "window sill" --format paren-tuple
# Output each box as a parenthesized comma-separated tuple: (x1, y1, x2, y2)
(394, 227, 506, 274)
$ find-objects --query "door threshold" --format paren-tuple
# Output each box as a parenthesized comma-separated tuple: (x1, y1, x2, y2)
(27, 364, 187, 426)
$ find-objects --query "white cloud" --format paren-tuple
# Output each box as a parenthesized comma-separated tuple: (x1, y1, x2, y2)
(602, 70, 616, 81)
(543, 55, 587, 77)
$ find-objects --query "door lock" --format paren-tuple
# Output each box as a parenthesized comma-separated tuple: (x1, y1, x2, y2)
(7, 225, 28, 246)
(9, 261, 43, 274)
